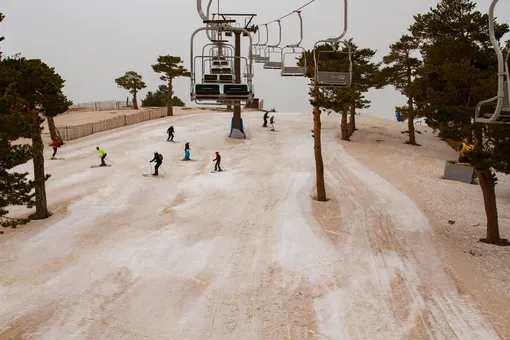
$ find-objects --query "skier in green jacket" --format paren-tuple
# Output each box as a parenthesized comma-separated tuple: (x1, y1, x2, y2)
(96, 146, 107, 166)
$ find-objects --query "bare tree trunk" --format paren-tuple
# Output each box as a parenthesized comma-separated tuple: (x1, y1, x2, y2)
(349, 103, 356, 137)
(476, 169, 502, 244)
(407, 96, 417, 145)
(167, 79, 174, 116)
(341, 105, 350, 141)
(474, 125, 505, 245)
(46, 115, 63, 145)
(30, 112, 50, 219)
(132, 91, 139, 110)
(313, 85, 327, 201)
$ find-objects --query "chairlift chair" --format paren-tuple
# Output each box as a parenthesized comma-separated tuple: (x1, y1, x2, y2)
(190, 26, 254, 105)
(263, 20, 283, 70)
(315, 42, 353, 87)
(254, 25, 270, 63)
(312, 0, 352, 87)
(474, 0, 510, 124)
(281, 11, 307, 77)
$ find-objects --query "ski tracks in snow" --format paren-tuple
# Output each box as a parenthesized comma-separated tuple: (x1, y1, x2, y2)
(0, 112, 500, 339)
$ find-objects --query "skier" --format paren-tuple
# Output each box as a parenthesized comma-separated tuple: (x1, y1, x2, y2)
(270, 115, 275, 131)
(96, 146, 108, 166)
(167, 126, 175, 142)
(184, 141, 191, 161)
(150, 151, 163, 176)
(51, 138, 59, 159)
(263, 111, 269, 127)
(213, 151, 222, 172)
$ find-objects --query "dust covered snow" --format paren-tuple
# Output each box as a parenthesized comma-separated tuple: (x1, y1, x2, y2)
(0, 111, 506, 339)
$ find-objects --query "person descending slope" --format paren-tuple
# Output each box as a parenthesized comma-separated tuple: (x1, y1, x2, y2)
(167, 125, 175, 142)
(263, 111, 269, 127)
(96, 146, 108, 166)
(213, 151, 222, 172)
(150, 151, 163, 176)
(270, 115, 275, 131)
(51, 138, 60, 159)
(183, 141, 191, 161)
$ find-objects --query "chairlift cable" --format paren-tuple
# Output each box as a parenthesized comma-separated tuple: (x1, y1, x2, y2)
(257, 0, 316, 26)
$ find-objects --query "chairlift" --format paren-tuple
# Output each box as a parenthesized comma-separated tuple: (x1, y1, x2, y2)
(190, 26, 254, 105)
(474, 0, 510, 124)
(255, 25, 270, 63)
(281, 11, 307, 77)
(263, 20, 283, 70)
(252, 29, 261, 59)
(313, 0, 353, 87)
(201, 43, 234, 81)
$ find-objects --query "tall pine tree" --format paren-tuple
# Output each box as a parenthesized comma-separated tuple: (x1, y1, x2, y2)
(0, 13, 36, 229)
(151, 55, 190, 116)
(381, 35, 422, 145)
(411, 0, 510, 244)
(0, 56, 72, 220)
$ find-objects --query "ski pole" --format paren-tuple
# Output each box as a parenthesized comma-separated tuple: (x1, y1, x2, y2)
(158, 166, 168, 175)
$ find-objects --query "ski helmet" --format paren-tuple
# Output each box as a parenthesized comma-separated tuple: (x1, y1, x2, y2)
(96, 146, 99, 150)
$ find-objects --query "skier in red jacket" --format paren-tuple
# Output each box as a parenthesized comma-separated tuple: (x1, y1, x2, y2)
(213, 151, 222, 172)
(51, 138, 59, 160)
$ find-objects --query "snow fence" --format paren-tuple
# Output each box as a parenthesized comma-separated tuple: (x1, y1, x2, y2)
(57, 108, 168, 141)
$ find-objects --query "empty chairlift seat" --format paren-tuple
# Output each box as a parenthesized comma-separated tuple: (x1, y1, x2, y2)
(281, 66, 306, 76)
(219, 74, 234, 83)
(195, 84, 221, 98)
(204, 74, 218, 83)
(316, 71, 352, 87)
(211, 67, 232, 74)
(212, 60, 230, 66)
(263, 61, 283, 70)
(224, 84, 249, 96)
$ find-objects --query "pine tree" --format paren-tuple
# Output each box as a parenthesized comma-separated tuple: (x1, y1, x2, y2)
(0, 56, 71, 220)
(142, 85, 186, 108)
(410, 0, 510, 245)
(115, 71, 146, 110)
(0, 15, 36, 229)
(151, 55, 190, 116)
(381, 35, 422, 145)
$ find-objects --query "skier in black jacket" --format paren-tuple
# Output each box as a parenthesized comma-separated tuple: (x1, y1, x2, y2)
(150, 152, 163, 176)
(167, 126, 175, 142)
(263, 111, 269, 127)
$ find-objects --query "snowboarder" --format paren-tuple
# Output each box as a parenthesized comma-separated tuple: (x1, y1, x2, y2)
(270, 115, 275, 131)
(184, 141, 191, 161)
(167, 126, 175, 142)
(51, 138, 60, 159)
(96, 146, 107, 166)
(263, 111, 269, 127)
(150, 151, 164, 176)
(213, 151, 222, 172)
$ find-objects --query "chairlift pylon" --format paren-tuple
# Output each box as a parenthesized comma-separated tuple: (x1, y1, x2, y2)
(281, 11, 307, 77)
(312, 0, 353, 87)
(474, 0, 510, 124)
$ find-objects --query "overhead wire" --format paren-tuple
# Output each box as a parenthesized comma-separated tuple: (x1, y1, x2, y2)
(257, 0, 316, 26)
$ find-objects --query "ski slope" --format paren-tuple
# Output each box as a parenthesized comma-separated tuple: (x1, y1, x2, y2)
(0, 111, 499, 339)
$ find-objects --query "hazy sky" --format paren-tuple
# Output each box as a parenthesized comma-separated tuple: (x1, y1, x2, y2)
(2, 0, 509, 120)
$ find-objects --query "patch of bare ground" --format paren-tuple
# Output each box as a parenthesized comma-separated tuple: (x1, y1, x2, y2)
(0, 303, 57, 339)
(249, 263, 319, 339)
(310, 191, 343, 243)
(343, 115, 510, 338)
